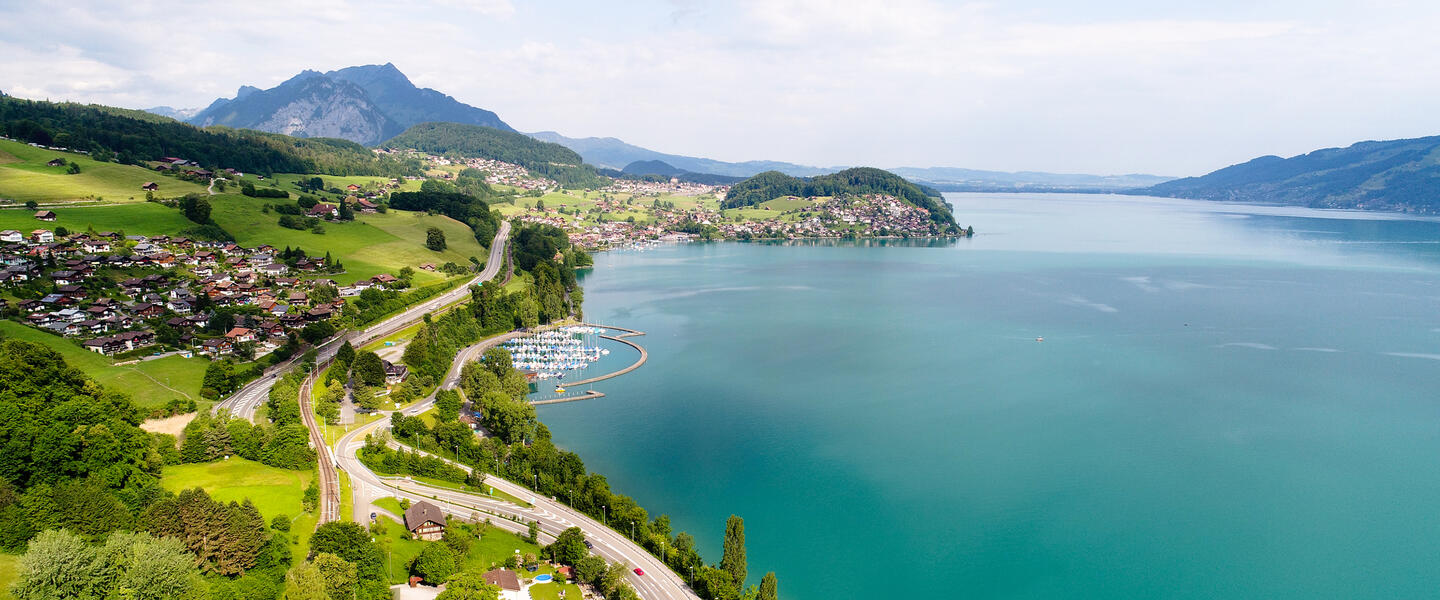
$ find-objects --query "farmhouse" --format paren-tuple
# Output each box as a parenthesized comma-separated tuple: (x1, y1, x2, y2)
(34, 211, 56, 221)
(403, 501, 446, 541)
(142, 182, 159, 191)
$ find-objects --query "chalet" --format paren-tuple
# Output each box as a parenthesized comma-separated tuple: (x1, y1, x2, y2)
(82, 330, 155, 355)
(132, 302, 165, 317)
(31, 230, 54, 243)
(141, 181, 159, 191)
(356, 198, 379, 213)
(82, 239, 111, 253)
(371, 273, 398, 286)
(49, 270, 82, 286)
(46, 158, 66, 167)
(480, 569, 521, 595)
(34, 211, 56, 222)
(345, 184, 360, 191)
(224, 327, 256, 343)
(199, 338, 234, 356)
(305, 305, 334, 322)
(308, 203, 339, 219)
(381, 359, 408, 385)
(0, 230, 21, 243)
(403, 501, 446, 541)
(258, 263, 288, 276)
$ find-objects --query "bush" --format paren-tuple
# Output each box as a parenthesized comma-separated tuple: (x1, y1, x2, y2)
(272, 515, 291, 532)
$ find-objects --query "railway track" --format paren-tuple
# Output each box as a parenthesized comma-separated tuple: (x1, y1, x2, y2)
(298, 367, 341, 525)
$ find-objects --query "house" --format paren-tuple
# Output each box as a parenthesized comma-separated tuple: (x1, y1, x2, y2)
(308, 203, 338, 219)
(141, 181, 159, 191)
(381, 359, 408, 385)
(480, 569, 522, 596)
(371, 273, 398, 286)
(258, 263, 288, 276)
(356, 198, 378, 213)
(81, 330, 155, 355)
(34, 210, 56, 221)
(224, 327, 256, 343)
(46, 158, 66, 167)
(82, 239, 111, 253)
(345, 184, 360, 191)
(31, 230, 54, 243)
(199, 338, 234, 356)
(403, 501, 446, 541)
(0, 230, 21, 243)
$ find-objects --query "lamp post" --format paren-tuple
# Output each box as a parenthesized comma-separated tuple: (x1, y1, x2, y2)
(602, 504, 607, 525)
(630, 520, 635, 539)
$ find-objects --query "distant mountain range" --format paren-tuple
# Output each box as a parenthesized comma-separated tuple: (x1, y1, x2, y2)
(1140, 135, 1440, 213)
(153, 63, 1169, 191)
(176, 63, 510, 146)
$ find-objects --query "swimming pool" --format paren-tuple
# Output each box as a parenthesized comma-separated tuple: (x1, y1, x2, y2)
(534, 574, 553, 583)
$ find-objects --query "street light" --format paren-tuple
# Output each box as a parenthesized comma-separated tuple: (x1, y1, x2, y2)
(630, 520, 634, 539)
(602, 504, 607, 525)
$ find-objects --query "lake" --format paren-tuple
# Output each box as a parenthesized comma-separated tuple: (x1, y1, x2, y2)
(538, 193, 1440, 599)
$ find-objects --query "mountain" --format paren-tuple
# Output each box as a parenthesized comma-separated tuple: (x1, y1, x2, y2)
(187, 64, 511, 146)
(385, 122, 605, 188)
(889, 167, 1172, 192)
(526, 131, 836, 177)
(723, 167, 960, 232)
(143, 105, 199, 120)
(616, 160, 742, 185)
(1141, 135, 1440, 213)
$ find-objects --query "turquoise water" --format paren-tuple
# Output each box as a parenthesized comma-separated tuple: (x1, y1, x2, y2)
(538, 194, 1440, 599)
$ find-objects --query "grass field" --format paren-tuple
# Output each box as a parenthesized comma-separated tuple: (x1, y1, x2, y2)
(0, 553, 17, 600)
(0, 139, 207, 204)
(160, 458, 317, 558)
(373, 496, 405, 516)
(0, 320, 212, 410)
(0, 201, 196, 236)
(233, 173, 424, 204)
(208, 194, 488, 284)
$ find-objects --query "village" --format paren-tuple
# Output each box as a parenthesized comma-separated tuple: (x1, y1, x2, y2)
(0, 214, 415, 369)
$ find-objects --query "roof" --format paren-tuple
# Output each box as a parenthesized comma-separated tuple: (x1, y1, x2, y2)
(481, 569, 521, 592)
(403, 500, 446, 532)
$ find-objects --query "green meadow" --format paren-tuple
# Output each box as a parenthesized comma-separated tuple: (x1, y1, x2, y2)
(0, 320, 212, 410)
(0, 138, 207, 204)
(373, 514, 560, 586)
(161, 458, 317, 558)
(0, 201, 194, 236)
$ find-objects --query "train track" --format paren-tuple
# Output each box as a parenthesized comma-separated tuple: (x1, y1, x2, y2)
(298, 367, 341, 525)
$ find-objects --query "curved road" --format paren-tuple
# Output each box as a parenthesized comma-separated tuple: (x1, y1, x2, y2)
(215, 221, 511, 422)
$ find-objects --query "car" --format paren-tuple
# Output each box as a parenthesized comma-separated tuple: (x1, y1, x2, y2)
(583, 540, 593, 549)
(633, 568, 645, 576)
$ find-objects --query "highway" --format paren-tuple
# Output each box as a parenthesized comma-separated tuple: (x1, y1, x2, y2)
(214, 221, 511, 422)
(334, 406, 698, 600)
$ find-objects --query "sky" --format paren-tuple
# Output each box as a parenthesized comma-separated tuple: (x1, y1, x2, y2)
(3, 0, 1440, 176)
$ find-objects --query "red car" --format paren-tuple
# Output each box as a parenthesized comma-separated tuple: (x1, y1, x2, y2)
(633, 568, 645, 576)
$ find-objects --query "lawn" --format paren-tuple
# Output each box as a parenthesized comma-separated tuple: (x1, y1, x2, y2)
(0, 139, 207, 204)
(374, 514, 550, 585)
(0, 553, 16, 600)
(0, 201, 196, 236)
(529, 581, 585, 600)
(373, 496, 405, 516)
(0, 320, 213, 410)
(160, 458, 317, 557)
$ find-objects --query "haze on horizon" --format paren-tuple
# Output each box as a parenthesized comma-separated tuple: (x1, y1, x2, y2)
(2, 0, 1438, 177)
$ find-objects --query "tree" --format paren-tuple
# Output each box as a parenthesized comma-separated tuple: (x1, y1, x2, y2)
(720, 515, 746, 588)
(180, 194, 212, 224)
(411, 542, 456, 583)
(313, 552, 357, 600)
(103, 532, 205, 600)
(758, 572, 778, 600)
(547, 526, 588, 566)
(352, 351, 386, 387)
(335, 340, 356, 368)
(436, 570, 501, 600)
(526, 520, 540, 544)
(203, 360, 236, 396)
(283, 561, 330, 600)
(301, 321, 335, 344)
(435, 389, 461, 423)
(574, 555, 606, 584)
(10, 529, 104, 600)
(426, 226, 447, 251)
(480, 347, 512, 378)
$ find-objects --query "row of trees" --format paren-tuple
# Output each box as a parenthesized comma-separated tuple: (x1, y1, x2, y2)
(178, 411, 315, 470)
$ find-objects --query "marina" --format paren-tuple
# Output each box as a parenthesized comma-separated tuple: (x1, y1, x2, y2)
(501, 325, 612, 381)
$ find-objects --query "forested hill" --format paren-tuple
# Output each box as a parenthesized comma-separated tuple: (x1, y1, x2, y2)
(723, 167, 960, 230)
(0, 96, 422, 177)
(1141, 135, 1440, 213)
(385, 122, 608, 188)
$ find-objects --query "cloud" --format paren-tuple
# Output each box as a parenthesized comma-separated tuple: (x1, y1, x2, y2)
(3, 1, 1440, 175)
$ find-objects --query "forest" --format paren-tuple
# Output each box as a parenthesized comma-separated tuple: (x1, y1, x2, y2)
(384, 122, 609, 188)
(0, 97, 423, 177)
(722, 167, 961, 231)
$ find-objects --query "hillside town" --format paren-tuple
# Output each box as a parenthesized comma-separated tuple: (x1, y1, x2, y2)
(0, 223, 415, 363)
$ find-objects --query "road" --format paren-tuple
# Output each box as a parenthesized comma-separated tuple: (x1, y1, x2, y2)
(334, 413, 698, 600)
(214, 221, 511, 422)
